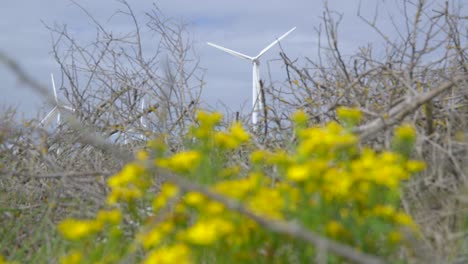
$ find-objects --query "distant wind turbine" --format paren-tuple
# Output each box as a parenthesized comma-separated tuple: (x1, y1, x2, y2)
(123, 97, 149, 144)
(139, 98, 148, 140)
(40, 73, 75, 127)
(208, 27, 296, 125)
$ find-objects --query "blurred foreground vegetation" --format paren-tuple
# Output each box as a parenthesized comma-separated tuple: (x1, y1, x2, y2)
(1, 1, 467, 263)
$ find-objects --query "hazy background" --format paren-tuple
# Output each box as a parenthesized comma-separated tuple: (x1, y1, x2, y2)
(0, 0, 453, 120)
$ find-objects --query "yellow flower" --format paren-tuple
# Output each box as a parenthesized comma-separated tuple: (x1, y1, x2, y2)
(137, 150, 149, 160)
(213, 173, 262, 199)
(406, 160, 426, 173)
(395, 124, 416, 141)
(325, 221, 345, 238)
(0, 255, 19, 264)
(291, 110, 308, 125)
(59, 250, 82, 264)
(287, 164, 310, 182)
(161, 183, 179, 197)
(58, 219, 101, 240)
(204, 201, 225, 215)
(372, 205, 396, 218)
(106, 187, 143, 205)
(380, 152, 400, 164)
(337, 107, 362, 125)
(214, 122, 250, 149)
(143, 243, 192, 264)
(214, 132, 238, 149)
(183, 218, 233, 245)
(229, 122, 250, 143)
(388, 230, 402, 244)
(107, 163, 146, 188)
(139, 229, 164, 249)
(196, 111, 223, 127)
(248, 188, 284, 219)
(250, 150, 267, 164)
(219, 166, 241, 178)
(157, 151, 201, 173)
(184, 192, 205, 206)
(153, 183, 179, 211)
(138, 222, 175, 249)
(394, 212, 415, 227)
(96, 209, 122, 225)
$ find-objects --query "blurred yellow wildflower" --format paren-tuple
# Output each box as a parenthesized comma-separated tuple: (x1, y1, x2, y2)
(153, 183, 179, 212)
(287, 164, 310, 182)
(337, 106, 362, 125)
(395, 124, 416, 141)
(406, 160, 426, 173)
(183, 218, 233, 246)
(325, 221, 345, 238)
(59, 250, 82, 264)
(137, 150, 149, 160)
(157, 151, 201, 173)
(143, 243, 192, 264)
(58, 219, 101, 240)
(184, 191, 205, 206)
(108, 163, 146, 188)
(291, 110, 308, 126)
(96, 209, 122, 225)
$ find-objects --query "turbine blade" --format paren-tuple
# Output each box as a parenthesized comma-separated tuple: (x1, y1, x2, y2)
(62, 105, 75, 112)
(255, 27, 296, 59)
(57, 111, 61, 125)
(40, 107, 58, 126)
(51, 73, 59, 103)
(207, 42, 254, 61)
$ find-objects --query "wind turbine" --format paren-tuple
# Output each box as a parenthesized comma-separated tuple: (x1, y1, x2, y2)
(207, 27, 296, 125)
(139, 98, 148, 140)
(40, 73, 75, 127)
(123, 98, 148, 144)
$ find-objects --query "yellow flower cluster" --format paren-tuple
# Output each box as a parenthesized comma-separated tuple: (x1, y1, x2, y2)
(296, 122, 358, 159)
(156, 151, 201, 174)
(214, 122, 250, 149)
(337, 106, 362, 126)
(57, 110, 425, 263)
(143, 243, 192, 264)
(191, 111, 223, 139)
(153, 183, 179, 212)
(58, 209, 121, 241)
(182, 218, 234, 245)
(0, 255, 17, 264)
(107, 163, 149, 205)
(60, 251, 82, 264)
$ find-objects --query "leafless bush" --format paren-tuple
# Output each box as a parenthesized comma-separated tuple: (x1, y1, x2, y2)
(1, 1, 207, 241)
(0, 0, 467, 262)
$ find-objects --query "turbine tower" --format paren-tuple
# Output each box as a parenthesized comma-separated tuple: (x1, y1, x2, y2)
(123, 98, 148, 144)
(40, 73, 75, 127)
(139, 98, 148, 140)
(208, 27, 296, 125)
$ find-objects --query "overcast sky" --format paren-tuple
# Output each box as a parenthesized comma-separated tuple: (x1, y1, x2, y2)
(0, 0, 459, 120)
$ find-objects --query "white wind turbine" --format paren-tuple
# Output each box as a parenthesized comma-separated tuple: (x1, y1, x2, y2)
(139, 98, 148, 140)
(208, 27, 296, 125)
(40, 73, 75, 127)
(123, 98, 148, 144)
